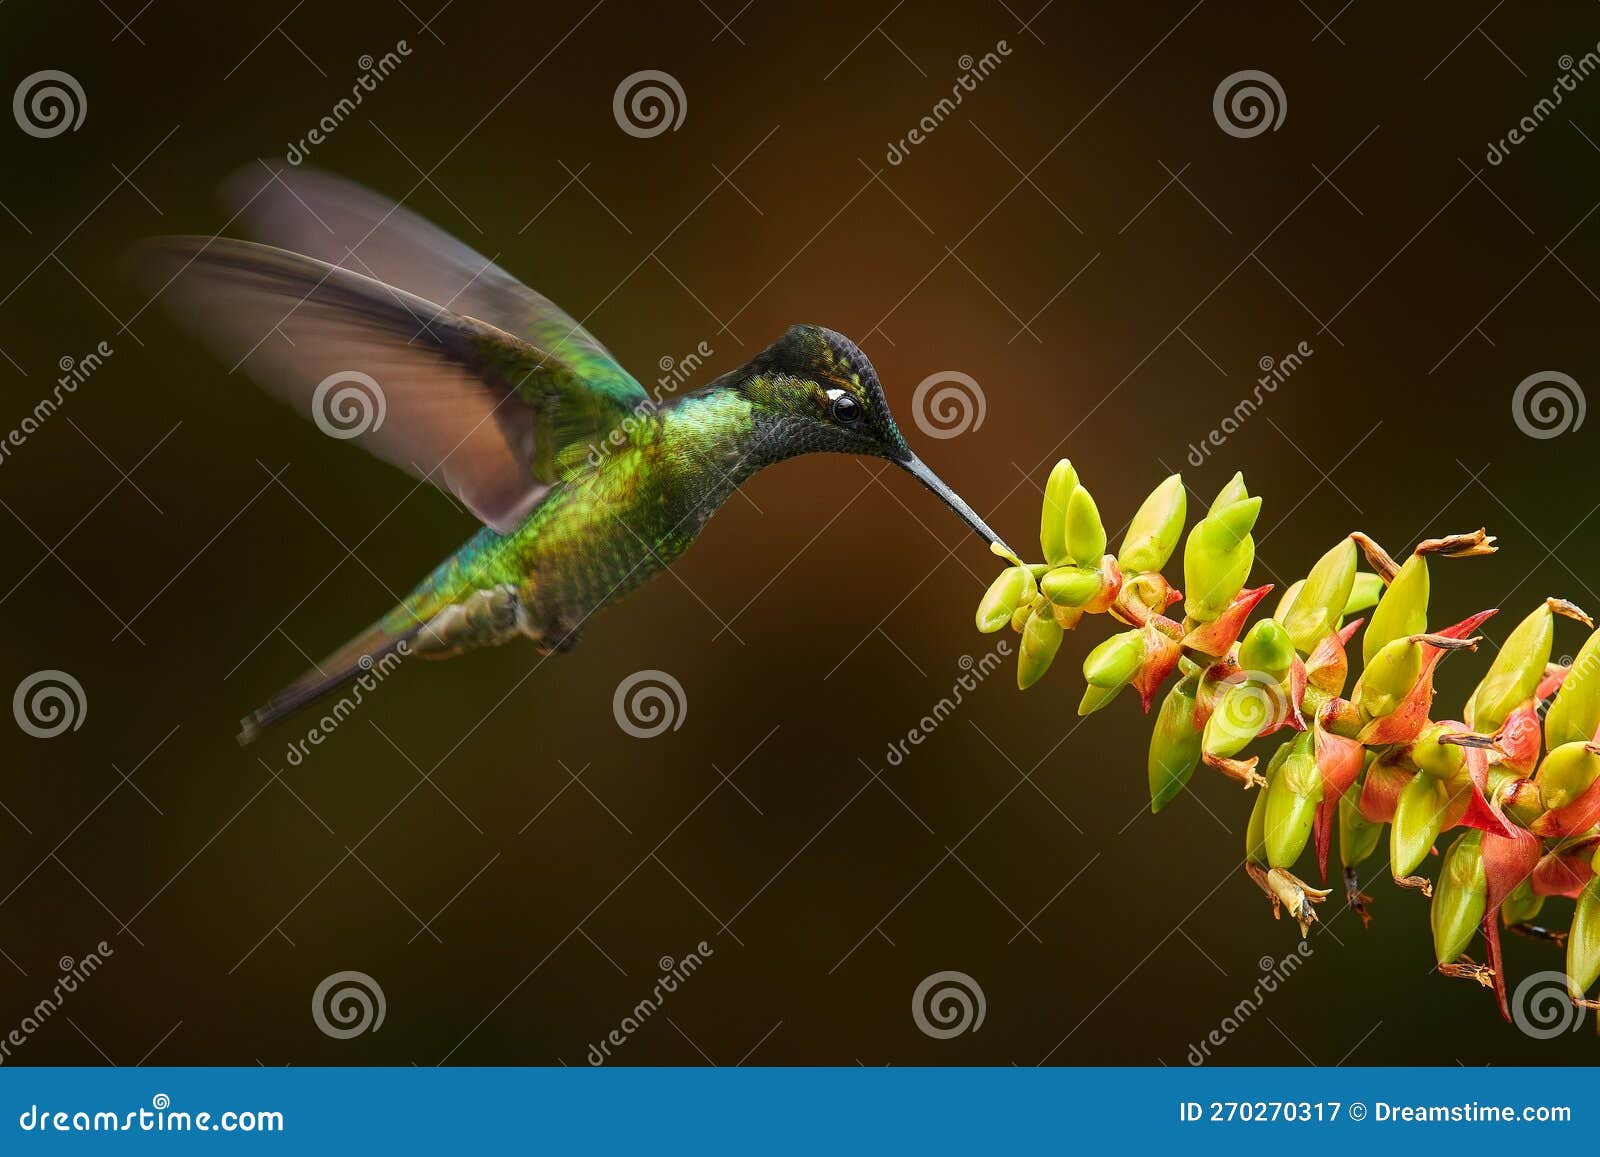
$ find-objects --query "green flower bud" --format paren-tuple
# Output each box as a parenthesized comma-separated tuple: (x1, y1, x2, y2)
(1265, 732, 1321, 868)
(1239, 619, 1295, 680)
(1391, 771, 1449, 879)
(1118, 473, 1186, 574)
(1410, 723, 1466, 781)
(1209, 471, 1249, 515)
(1338, 787, 1383, 868)
(976, 566, 1033, 633)
(1465, 602, 1553, 733)
(1500, 878, 1545, 926)
(1343, 571, 1384, 617)
(1040, 565, 1101, 609)
(1363, 554, 1430, 666)
(1183, 497, 1262, 622)
(1246, 742, 1292, 865)
(1017, 605, 1064, 690)
(1039, 459, 1078, 567)
(1546, 627, 1600, 749)
(1083, 629, 1142, 689)
(1203, 679, 1274, 760)
(1568, 876, 1600, 1000)
(1273, 579, 1305, 627)
(1077, 681, 1126, 717)
(1536, 740, 1600, 810)
(1064, 485, 1106, 567)
(1430, 830, 1487, 966)
(1282, 538, 1358, 655)
(1149, 676, 1202, 813)
(1353, 637, 1424, 721)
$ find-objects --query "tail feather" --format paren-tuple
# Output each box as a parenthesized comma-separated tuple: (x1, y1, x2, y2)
(236, 619, 423, 746)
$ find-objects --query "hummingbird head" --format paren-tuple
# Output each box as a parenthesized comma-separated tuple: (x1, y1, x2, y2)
(737, 324, 1010, 553)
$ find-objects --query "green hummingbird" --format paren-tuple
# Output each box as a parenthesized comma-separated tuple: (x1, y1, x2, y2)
(134, 170, 1008, 744)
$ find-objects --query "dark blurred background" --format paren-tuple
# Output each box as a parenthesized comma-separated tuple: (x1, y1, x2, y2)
(3, 0, 1599, 1065)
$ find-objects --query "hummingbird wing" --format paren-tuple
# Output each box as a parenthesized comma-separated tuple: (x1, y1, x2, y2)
(222, 166, 647, 414)
(133, 236, 638, 533)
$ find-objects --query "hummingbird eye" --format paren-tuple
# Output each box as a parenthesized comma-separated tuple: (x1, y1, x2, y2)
(827, 390, 862, 424)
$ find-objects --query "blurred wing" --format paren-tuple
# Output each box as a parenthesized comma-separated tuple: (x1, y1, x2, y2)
(134, 236, 636, 533)
(224, 165, 646, 412)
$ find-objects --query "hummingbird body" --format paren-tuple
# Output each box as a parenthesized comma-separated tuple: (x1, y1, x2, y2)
(133, 169, 1005, 742)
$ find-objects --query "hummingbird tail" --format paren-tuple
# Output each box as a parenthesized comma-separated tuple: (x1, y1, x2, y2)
(236, 619, 424, 746)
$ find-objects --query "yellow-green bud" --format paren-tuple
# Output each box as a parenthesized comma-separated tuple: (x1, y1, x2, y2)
(1209, 471, 1249, 514)
(1246, 742, 1292, 865)
(1118, 473, 1186, 574)
(1039, 459, 1078, 567)
(1430, 830, 1487, 966)
(1083, 629, 1142, 689)
(1568, 876, 1600, 1000)
(1500, 878, 1545, 926)
(1391, 771, 1450, 879)
(1017, 605, 1064, 690)
(1465, 602, 1553, 733)
(1149, 676, 1202, 813)
(976, 566, 1033, 634)
(1040, 565, 1101, 609)
(1343, 571, 1384, 617)
(1064, 485, 1106, 567)
(1546, 627, 1600, 749)
(1363, 553, 1430, 666)
(1536, 740, 1600, 810)
(1352, 637, 1423, 721)
(1265, 732, 1321, 868)
(1077, 681, 1126, 717)
(1182, 497, 1262, 622)
(1238, 619, 1294, 680)
(1411, 723, 1466, 781)
(1338, 786, 1383, 868)
(1282, 538, 1357, 655)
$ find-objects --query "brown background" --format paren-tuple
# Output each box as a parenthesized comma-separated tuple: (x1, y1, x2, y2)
(3, 0, 1600, 1065)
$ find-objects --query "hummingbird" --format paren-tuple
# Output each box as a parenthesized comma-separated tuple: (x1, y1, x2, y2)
(133, 169, 1009, 744)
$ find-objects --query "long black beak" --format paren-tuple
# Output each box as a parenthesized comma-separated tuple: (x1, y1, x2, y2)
(896, 453, 1012, 557)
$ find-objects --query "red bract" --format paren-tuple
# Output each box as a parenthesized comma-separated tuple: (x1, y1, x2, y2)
(1531, 846, 1596, 898)
(1132, 623, 1183, 714)
(1441, 735, 1518, 839)
(1481, 827, 1542, 1021)
(1358, 752, 1411, 824)
(1530, 771, 1600, 837)
(1181, 584, 1273, 659)
(1493, 699, 1542, 777)
(1313, 719, 1365, 880)
(1305, 618, 1363, 697)
(1355, 629, 1485, 746)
